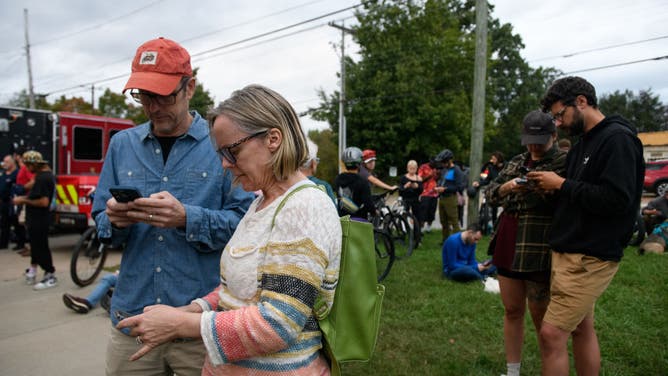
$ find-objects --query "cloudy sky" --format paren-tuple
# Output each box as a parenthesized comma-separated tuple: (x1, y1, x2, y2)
(1, 0, 666, 131)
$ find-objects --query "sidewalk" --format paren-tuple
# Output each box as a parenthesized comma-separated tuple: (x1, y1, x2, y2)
(0, 233, 122, 376)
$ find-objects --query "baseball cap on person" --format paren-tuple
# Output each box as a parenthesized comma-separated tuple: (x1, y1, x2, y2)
(22, 150, 48, 164)
(123, 37, 192, 96)
(362, 149, 377, 163)
(521, 110, 556, 145)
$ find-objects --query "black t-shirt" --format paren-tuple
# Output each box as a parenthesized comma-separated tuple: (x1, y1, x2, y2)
(26, 170, 55, 222)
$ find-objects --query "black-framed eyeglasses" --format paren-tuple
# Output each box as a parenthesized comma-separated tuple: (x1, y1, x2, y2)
(215, 130, 268, 164)
(551, 105, 570, 124)
(130, 77, 189, 106)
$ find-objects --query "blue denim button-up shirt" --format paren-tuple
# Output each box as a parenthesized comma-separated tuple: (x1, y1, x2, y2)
(92, 111, 254, 327)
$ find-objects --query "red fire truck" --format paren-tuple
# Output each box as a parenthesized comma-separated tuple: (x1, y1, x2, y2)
(0, 106, 134, 230)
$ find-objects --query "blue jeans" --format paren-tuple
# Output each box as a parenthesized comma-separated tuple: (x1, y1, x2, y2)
(87, 273, 117, 306)
(445, 265, 497, 282)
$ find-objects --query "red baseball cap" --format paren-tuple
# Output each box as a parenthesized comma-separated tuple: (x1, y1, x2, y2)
(123, 37, 192, 96)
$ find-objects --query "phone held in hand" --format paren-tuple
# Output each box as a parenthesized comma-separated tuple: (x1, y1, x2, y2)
(515, 177, 528, 185)
(109, 186, 142, 203)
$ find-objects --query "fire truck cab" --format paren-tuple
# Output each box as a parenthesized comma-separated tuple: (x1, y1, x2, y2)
(0, 106, 134, 230)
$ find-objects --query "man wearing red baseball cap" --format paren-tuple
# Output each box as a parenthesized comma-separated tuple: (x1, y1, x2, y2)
(95, 37, 254, 375)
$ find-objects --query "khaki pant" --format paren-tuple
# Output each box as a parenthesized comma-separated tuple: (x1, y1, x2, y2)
(438, 195, 460, 241)
(106, 327, 206, 376)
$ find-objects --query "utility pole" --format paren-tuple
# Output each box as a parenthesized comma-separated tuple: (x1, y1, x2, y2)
(467, 0, 488, 224)
(24, 8, 36, 109)
(329, 22, 355, 173)
(91, 84, 95, 111)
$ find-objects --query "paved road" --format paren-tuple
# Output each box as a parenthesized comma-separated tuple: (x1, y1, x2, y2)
(0, 233, 122, 376)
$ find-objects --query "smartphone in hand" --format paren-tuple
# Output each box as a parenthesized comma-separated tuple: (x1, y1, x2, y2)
(109, 186, 142, 203)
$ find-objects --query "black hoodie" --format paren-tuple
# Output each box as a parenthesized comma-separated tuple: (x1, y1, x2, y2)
(549, 115, 644, 261)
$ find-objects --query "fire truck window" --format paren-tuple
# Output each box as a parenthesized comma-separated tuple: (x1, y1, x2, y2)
(109, 129, 120, 140)
(73, 126, 103, 160)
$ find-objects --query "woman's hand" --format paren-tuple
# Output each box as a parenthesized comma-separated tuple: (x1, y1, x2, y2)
(116, 305, 201, 361)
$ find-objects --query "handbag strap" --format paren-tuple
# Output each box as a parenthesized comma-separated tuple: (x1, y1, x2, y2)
(271, 183, 322, 228)
(270, 182, 330, 320)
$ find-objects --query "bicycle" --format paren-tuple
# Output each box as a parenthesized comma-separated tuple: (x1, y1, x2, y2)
(374, 228, 395, 282)
(70, 226, 108, 286)
(371, 190, 414, 259)
(390, 196, 421, 251)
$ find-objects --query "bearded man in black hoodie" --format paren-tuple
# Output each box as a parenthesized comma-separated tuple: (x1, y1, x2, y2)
(526, 76, 644, 376)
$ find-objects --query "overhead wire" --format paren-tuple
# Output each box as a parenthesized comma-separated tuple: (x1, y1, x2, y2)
(42, 4, 361, 96)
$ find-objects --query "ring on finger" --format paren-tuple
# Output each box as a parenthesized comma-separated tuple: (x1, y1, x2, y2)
(148, 214, 153, 221)
(136, 336, 143, 345)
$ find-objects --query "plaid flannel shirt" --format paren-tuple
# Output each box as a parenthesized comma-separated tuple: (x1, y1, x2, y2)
(485, 144, 567, 272)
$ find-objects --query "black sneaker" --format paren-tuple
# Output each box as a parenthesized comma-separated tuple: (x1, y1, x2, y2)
(62, 293, 91, 314)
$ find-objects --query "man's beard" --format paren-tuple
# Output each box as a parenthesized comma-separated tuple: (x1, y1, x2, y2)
(563, 107, 585, 136)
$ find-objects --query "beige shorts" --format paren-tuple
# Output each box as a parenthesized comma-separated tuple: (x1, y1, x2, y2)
(543, 252, 619, 333)
(106, 326, 206, 376)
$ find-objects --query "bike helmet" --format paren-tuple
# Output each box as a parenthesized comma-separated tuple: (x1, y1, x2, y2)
(433, 149, 454, 163)
(362, 149, 377, 163)
(342, 146, 363, 168)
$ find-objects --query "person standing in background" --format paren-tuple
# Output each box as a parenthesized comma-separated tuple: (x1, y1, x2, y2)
(0, 155, 19, 249)
(13, 151, 56, 289)
(300, 138, 336, 205)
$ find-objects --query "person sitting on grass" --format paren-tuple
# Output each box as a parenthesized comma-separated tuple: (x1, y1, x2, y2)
(62, 271, 118, 314)
(442, 223, 496, 282)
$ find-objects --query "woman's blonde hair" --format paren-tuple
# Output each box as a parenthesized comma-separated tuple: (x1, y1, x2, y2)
(208, 84, 308, 180)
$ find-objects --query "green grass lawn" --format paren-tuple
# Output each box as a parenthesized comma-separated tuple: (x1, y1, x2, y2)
(342, 231, 668, 375)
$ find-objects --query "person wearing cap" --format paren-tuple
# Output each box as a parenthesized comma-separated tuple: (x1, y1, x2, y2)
(93, 37, 254, 375)
(12, 151, 57, 290)
(484, 110, 566, 376)
(528, 77, 644, 376)
(300, 138, 336, 205)
(359, 149, 398, 192)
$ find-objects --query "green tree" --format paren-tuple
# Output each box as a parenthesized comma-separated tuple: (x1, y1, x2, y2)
(6, 89, 50, 110)
(309, 0, 556, 171)
(191, 68, 215, 117)
(50, 95, 95, 114)
(599, 89, 668, 132)
(308, 128, 339, 185)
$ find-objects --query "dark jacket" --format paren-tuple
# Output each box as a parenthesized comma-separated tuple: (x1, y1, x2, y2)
(549, 115, 645, 261)
(334, 172, 374, 219)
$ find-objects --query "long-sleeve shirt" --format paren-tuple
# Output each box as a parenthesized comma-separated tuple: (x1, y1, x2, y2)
(92, 111, 255, 326)
(194, 181, 341, 374)
(441, 232, 477, 275)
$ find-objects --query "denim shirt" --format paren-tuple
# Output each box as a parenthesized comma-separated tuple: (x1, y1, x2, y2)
(92, 111, 255, 327)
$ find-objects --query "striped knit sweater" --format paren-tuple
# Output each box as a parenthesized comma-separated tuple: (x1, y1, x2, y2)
(194, 181, 341, 375)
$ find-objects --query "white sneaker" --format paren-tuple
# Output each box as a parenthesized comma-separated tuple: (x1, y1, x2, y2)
(33, 274, 58, 290)
(25, 268, 36, 285)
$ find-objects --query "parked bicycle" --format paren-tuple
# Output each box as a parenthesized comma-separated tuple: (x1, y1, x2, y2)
(390, 196, 422, 250)
(70, 226, 107, 286)
(371, 190, 414, 259)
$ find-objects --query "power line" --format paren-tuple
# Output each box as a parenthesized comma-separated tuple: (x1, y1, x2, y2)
(42, 4, 361, 96)
(191, 4, 361, 58)
(530, 35, 668, 62)
(563, 54, 668, 75)
(33, 0, 165, 47)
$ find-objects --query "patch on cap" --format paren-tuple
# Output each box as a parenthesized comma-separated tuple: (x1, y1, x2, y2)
(139, 51, 158, 65)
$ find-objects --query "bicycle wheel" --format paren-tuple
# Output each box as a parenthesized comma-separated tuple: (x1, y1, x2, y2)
(374, 229, 395, 282)
(405, 212, 421, 249)
(383, 213, 414, 258)
(70, 227, 108, 287)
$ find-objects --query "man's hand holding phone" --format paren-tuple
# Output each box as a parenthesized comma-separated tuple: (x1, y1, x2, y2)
(107, 186, 143, 228)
